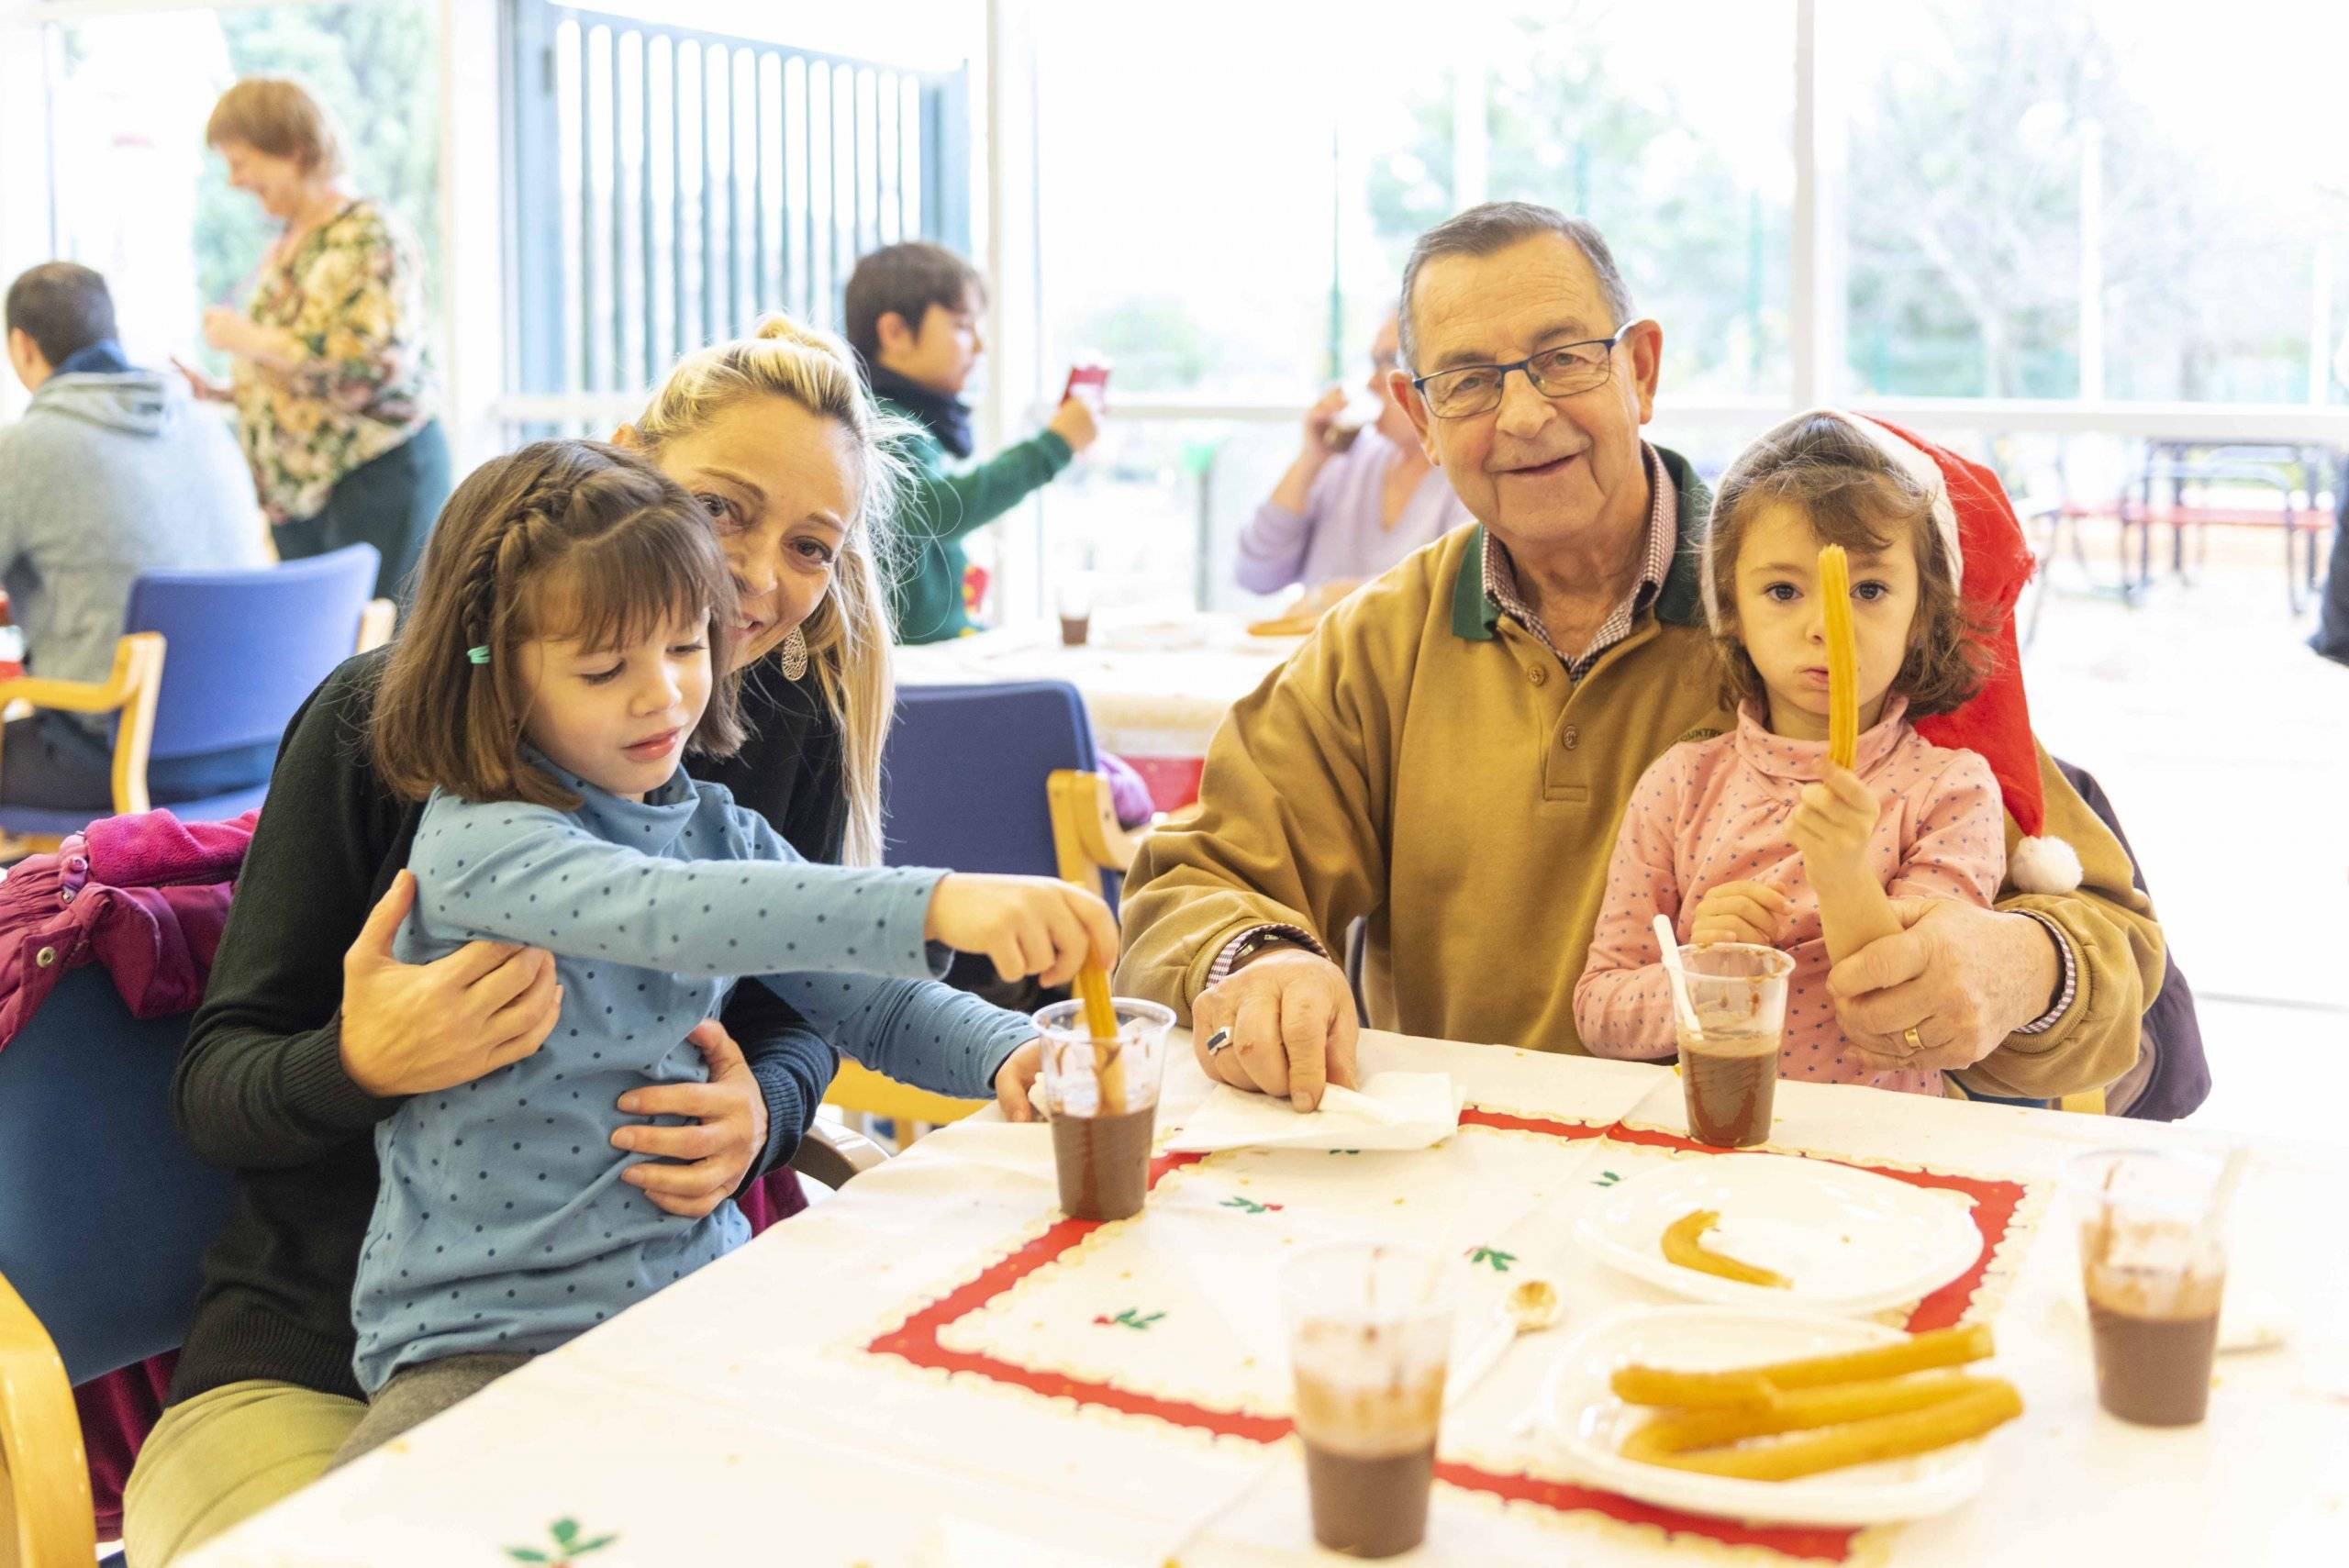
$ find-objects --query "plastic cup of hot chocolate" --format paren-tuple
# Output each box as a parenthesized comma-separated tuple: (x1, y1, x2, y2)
(1281, 1240, 1455, 1558)
(2063, 1148, 2229, 1427)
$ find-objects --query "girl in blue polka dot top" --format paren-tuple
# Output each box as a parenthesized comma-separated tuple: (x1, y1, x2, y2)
(331, 440, 1116, 1463)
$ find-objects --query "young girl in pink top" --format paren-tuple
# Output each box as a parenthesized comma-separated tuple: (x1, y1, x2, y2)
(1576, 411, 2013, 1095)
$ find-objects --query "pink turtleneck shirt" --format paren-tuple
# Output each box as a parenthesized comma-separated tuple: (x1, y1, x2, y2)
(1575, 699, 2006, 1096)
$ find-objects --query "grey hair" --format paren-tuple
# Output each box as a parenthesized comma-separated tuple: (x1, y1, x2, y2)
(1397, 202, 1636, 371)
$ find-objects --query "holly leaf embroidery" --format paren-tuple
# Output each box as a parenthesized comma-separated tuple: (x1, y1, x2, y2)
(1466, 1246, 1517, 1272)
(1095, 1307, 1166, 1329)
(507, 1518, 618, 1564)
(1595, 1170, 1622, 1187)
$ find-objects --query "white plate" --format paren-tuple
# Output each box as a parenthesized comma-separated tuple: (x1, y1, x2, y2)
(1574, 1153, 1983, 1316)
(1538, 1305, 1994, 1526)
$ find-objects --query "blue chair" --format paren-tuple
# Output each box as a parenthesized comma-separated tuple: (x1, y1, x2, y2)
(842, 682, 1143, 1140)
(0, 971, 229, 1566)
(0, 545, 391, 845)
(882, 681, 1139, 908)
(0, 967, 884, 1566)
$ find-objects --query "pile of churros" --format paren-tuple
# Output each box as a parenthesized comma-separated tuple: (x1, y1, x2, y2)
(1610, 1324, 2022, 1482)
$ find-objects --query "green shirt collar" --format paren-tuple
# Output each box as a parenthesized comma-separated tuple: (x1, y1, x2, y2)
(1450, 443, 1713, 640)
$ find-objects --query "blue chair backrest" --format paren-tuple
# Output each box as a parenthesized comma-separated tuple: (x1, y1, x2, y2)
(882, 682, 1112, 903)
(0, 970, 228, 1385)
(124, 544, 379, 762)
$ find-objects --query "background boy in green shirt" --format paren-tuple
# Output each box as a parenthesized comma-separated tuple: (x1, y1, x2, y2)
(844, 241, 1100, 643)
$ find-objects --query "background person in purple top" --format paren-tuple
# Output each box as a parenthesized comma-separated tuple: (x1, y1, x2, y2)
(1235, 312, 1474, 604)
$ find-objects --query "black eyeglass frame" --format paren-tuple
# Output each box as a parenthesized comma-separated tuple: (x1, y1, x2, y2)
(1408, 330, 1628, 419)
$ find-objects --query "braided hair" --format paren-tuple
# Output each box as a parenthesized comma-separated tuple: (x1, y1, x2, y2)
(371, 439, 743, 808)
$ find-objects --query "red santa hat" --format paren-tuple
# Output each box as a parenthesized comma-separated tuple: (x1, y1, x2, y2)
(1720, 409, 2082, 894)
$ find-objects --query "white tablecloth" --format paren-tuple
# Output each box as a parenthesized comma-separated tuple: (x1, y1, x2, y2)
(891, 615, 1307, 809)
(185, 1035, 2349, 1567)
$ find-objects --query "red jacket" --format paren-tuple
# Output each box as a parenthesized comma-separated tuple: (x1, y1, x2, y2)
(0, 809, 257, 1047)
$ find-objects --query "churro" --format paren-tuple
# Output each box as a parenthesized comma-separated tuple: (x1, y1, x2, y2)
(1073, 964, 1126, 1114)
(1610, 1322, 1996, 1409)
(1640, 1379, 2022, 1481)
(1620, 1372, 1989, 1461)
(1818, 543, 1859, 770)
(1661, 1209, 1791, 1290)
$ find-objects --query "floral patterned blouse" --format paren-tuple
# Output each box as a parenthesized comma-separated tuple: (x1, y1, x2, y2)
(230, 198, 438, 525)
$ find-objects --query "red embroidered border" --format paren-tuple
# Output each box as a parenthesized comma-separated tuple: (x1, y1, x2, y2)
(864, 1109, 2028, 1563)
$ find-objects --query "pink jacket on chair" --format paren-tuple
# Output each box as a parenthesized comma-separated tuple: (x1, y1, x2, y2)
(0, 809, 258, 1048)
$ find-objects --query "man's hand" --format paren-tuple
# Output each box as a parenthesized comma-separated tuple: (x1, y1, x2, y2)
(1688, 881, 1790, 949)
(612, 1020, 768, 1218)
(1188, 947, 1358, 1112)
(340, 871, 562, 1097)
(1827, 898, 2061, 1071)
(995, 1040, 1042, 1123)
(1787, 765, 1881, 874)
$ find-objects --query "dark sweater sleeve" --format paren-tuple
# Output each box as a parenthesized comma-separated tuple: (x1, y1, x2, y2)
(900, 430, 1074, 545)
(173, 652, 409, 1169)
(717, 980, 836, 1189)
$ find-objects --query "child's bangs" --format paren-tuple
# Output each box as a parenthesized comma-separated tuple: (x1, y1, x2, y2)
(1751, 467, 1908, 559)
(523, 506, 732, 653)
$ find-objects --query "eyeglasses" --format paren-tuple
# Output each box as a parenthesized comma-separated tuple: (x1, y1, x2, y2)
(1409, 332, 1624, 419)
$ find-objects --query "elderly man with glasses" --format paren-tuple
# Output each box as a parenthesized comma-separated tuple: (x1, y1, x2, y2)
(1117, 201, 2164, 1113)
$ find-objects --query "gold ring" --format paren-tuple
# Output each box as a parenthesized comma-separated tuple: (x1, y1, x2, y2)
(1903, 1025, 1925, 1051)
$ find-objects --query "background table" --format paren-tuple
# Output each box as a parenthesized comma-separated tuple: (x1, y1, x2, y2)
(891, 614, 1307, 812)
(185, 1036, 2349, 1567)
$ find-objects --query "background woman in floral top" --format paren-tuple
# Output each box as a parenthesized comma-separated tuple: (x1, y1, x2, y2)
(177, 78, 450, 603)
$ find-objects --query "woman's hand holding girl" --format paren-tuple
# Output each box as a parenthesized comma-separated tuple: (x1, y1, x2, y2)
(613, 1018, 768, 1217)
(924, 874, 1119, 987)
(340, 870, 563, 1097)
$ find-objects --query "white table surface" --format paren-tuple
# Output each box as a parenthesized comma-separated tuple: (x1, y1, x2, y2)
(184, 1032, 2349, 1567)
(890, 613, 1305, 768)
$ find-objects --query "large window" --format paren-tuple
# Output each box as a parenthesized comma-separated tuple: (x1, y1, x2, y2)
(1033, 2, 1792, 404)
(35, 3, 440, 379)
(1842, 0, 2349, 404)
(1025, 1, 1794, 614)
(507, 0, 975, 402)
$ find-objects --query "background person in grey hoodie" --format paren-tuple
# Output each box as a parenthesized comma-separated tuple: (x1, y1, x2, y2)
(1, 261, 269, 808)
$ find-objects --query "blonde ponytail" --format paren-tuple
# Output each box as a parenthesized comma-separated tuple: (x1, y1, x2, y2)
(633, 313, 916, 866)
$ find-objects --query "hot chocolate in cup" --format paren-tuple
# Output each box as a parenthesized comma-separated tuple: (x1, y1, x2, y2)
(2065, 1149, 2231, 1427)
(1283, 1241, 1454, 1558)
(1031, 998, 1174, 1222)
(1674, 943, 1793, 1149)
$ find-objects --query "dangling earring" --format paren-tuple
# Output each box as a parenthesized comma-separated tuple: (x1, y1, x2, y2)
(778, 625, 808, 681)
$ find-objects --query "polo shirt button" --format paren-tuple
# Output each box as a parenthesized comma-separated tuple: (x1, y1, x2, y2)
(1560, 725, 1581, 751)
(1526, 664, 1548, 686)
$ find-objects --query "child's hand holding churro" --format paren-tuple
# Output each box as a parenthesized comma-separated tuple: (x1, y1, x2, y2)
(1787, 764, 1881, 873)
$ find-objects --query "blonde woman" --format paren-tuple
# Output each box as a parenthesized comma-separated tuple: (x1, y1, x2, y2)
(125, 317, 914, 1564)
(180, 77, 450, 599)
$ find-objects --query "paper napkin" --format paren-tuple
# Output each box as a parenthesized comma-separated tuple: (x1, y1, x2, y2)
(1161, 1072, 1464, 1153)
